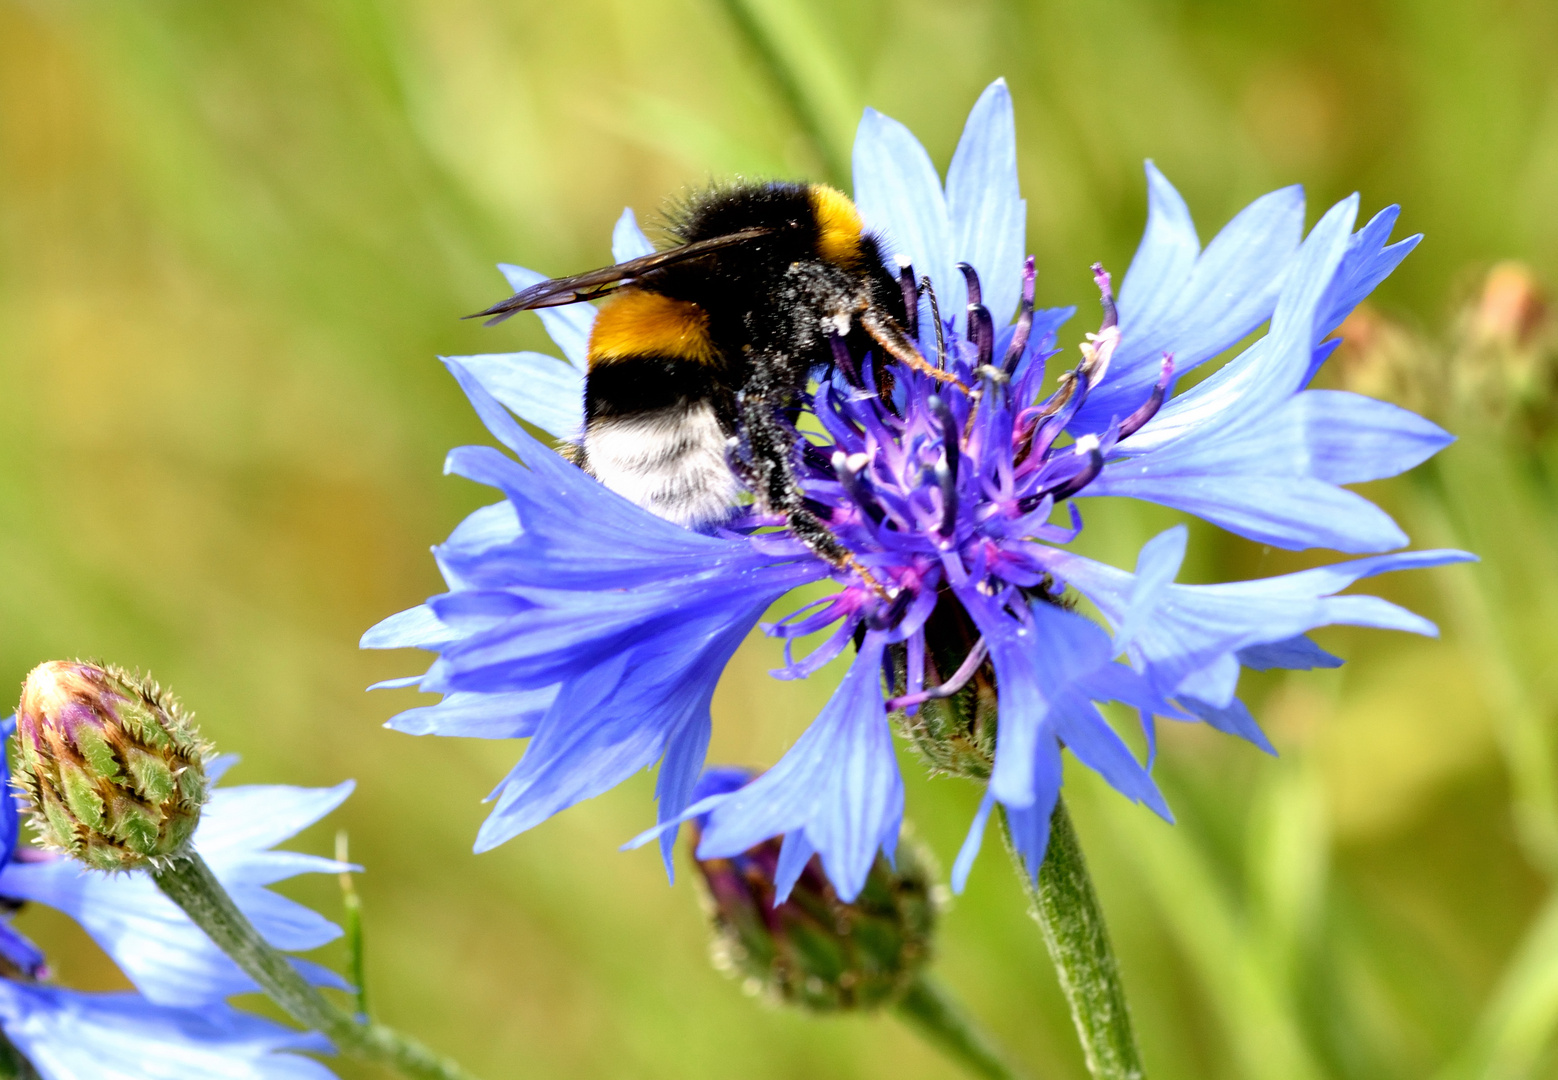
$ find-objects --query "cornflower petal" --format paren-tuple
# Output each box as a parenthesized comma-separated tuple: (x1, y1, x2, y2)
(0, 773, 354, 1008)
(0, 983, 335, 1080)
(853, 108, 956, 326)
(612, 207, 656, 261)
(696, 635, 904, 903)
(1074, 167, 1305, 431)
(496, 264, 595, 366)
(1045, 538, 1477, 708)
(946, 78, 1026, 325)
(447, 351, 583, 440)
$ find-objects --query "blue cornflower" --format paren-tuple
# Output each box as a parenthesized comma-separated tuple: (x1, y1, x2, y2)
(0, 719, 351, 1078)
(365, 79, 1472, 901)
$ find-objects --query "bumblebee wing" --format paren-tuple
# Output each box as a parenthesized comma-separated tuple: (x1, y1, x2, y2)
(468, 226, 772, 325)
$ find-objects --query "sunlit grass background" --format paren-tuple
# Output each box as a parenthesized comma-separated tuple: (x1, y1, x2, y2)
(2, 1, 1557, 1077)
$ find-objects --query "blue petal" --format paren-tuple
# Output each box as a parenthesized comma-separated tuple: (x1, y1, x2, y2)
(1001, 740, 1064, 885)
(449, 351, 584, 440)
(612, 207, 656, 261)
(1113, 524, 1188, 652)
(961, 595, 1054, 809)
(1088, 202, 1445, 553)
(473, 607, 758, 852)
(444, 500, 521, 552)
(496, 264, 595, 367)
(440, 361, 793, 571)
(0, 742, 16, 870)
(0, 919, 45, 979)
(654, 707, 713, 879)
(946, 79, 1026, 326)
(1119, 201, 1415, 458)
(1320, 205, 1420, 336)
(0, 860, 343, 1008)
(852, 108, 955, 321)
(1050, 694, 1170, 819)
(1086, 472, 1409, 553)
(360, 605, 455, 650)
(366, 675, 423, 691)
(1180, 696, 1276, 754)
(1046, 544, 1476, 709)
(1236, 635, 1342, 671)
(385, 688, 555, 738)
(950, 788, 998, 894)
(0, 773, 353, 1008)
(1115, 162, 1199, 335)
(696, 636, 903, 902)
(1076, 175, 1306, 432)
(773, 831, 818, 904)
(0, 983, 336, 1080)
(194, 782, 355, 858)
(1293, 390, 1454, 484)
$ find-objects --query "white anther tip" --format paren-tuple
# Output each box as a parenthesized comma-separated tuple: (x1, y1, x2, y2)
(1075, 434, 1101, 454)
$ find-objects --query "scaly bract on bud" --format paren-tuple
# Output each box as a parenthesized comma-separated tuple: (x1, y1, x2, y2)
(13, 661, 210, 870)
(690, 770, 938, 1013)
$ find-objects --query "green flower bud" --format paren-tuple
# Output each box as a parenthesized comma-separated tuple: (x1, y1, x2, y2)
(887, 588, 999, 781)
(13, 661, 210, 870)
(692, 807, 940, 1013)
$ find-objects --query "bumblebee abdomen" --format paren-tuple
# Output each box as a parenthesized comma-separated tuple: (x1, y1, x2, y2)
(582, 287, 740, 528)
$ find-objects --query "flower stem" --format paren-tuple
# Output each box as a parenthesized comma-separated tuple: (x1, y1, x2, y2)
(1001, 798, 1144, 1080)
(0, 1032, 39, 1080)
(151, 851, 482, 1080)
(336, 830, 370, 1018)
(894, 973, 1027, 1080)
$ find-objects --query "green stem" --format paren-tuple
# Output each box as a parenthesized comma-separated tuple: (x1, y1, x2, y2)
(336, 830, 370, 1018)
(152, 851, 481, 1080)
(0, 1031, 39, 1080)
(1001, 799, 1144, 1080)
(895, 973, 1028, 1080)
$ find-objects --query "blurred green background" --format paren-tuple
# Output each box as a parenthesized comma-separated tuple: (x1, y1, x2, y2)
(2, 0, 1557, 1077)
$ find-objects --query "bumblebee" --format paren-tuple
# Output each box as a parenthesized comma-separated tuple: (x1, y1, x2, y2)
(471, 181, 956, 568)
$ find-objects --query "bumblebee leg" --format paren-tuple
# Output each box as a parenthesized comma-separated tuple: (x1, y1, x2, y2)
(739, 383, 888, 597)
(858, 308, 972, 391)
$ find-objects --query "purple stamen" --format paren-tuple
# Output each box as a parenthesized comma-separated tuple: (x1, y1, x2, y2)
(935, 460, 958, 540)
(957, 263, 983, 310)
(898, 259, 919, 339)
(885, 637, 988, 710)
(927, 395, 960, 480)
(866, 587, 915, 631)
(1091, 262, 1117, 330)
(827, 330, 860, 386)
(1021, 369, 1090, 467)
(833, 451, 886, 526)
(968, 303, 994, 367)
(1041, 439, 1105, 502)
(1001, 256, 1038, 375)
(1119, 353, 1176, 439)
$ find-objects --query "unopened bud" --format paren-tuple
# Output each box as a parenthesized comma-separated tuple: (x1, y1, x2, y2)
(13, 661, 210, 870)
(1451, 263, 1557, 429)
(1331, 305, 1440, 416)
(888, 590, 998, 780)
(1471, 261, 1546, 350)
(691, 770, 939, 1013)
